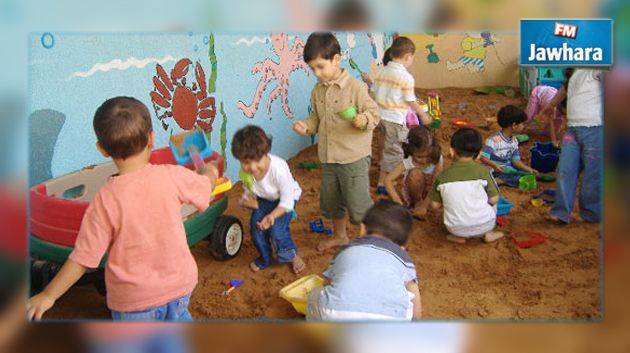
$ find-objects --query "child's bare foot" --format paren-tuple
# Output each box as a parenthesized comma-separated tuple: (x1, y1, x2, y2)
(446, 235, 466, 244)
(249, 261, 261, 272)
(483, 231, 504, 243)
(546, 214, 568, 224)
(412, 205, 428, 220)
(291, 256, 306, 274)
(317, 237, 349, 252)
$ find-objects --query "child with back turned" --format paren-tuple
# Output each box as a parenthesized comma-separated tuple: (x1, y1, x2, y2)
(28, 96, 218, 321)
(306, 201, 422, 321)
(430, 128, 504, 244)
(293, 32, 380, 251)
(370, 36, 431, 194)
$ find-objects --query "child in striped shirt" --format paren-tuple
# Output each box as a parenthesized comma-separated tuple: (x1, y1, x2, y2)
(371, 37, 431, 194)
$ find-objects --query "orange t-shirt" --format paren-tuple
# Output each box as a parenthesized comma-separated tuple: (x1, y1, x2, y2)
(69, 163, 211, 312)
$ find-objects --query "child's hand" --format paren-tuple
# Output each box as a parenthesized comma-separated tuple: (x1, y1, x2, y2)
(27, 292, 55, 321)
(530, 168, 540, 176)
(293, 121, 309, 135)
(352, 115, 368, 130)
(552, 139, 561, 148)
(360, 73, 373, 86)
(239, 194, 259, 209)
(200, 161, 219, 179)
(257, 215, 275, 230)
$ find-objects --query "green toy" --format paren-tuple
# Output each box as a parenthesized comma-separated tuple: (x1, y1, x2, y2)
(239, 169, 255, 193)
(515, 134, 529, 143)
(538, 174, 556, 182)
(299, 162, 321, 169)
(519, 174, 537, 192)
(338, 106, 357, 120)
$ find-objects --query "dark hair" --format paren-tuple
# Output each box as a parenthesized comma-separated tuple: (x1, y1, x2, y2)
(93, 96, 153, 160)
(497, 105, 527, 128)
(450, 127, 482, 158)
(363, 200, 412, 246)
(563, 67, 575, 89)
(402, 126, 441, 164)
(303, 32, 341, 63)
(231, 125, 272, 161)
(383, 36, 416, 66)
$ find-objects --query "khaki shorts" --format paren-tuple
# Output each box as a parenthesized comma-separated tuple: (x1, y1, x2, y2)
(320, 156, 374, 224)
(379, 120, 409, 173)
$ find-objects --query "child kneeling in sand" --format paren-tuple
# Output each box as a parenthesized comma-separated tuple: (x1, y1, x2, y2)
(430, 128, 504, 244)
(385, 125, 443, 219)
(231, 125, 305, 274)
(306, 201, 422, 321)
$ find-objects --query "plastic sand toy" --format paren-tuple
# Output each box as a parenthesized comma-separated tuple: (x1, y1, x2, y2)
(223, 279, 244, 296)
(530, 142, 560, 173)
(451, 118, 473, 129)
(299, 162, 321, 169)
(538, 174, 556, 182)
(309, 218, 332, 235)
(211, 177, 233, 196)
(427, 91, 441, 120)
(279, 274, 324, 314)
(532, 189, 555, 206)
(338, 106, 357, 120)
(496, 215, 507, 227)
(519, 174, 537, 192)
(511, 232, 545, 248)
(515, 134, 529, 143)
(497, 196, 513, 216)
(169, 131, 213, 167)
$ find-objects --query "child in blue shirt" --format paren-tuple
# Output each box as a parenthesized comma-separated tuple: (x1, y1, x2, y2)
(306, 201, 422, 321)
(480, 105, 540, 186)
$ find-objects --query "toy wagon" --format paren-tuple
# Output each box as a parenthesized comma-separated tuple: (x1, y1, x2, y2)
(29, 146, 243, 294)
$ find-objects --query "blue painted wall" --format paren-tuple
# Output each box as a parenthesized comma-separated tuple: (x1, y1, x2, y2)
(29, 32, 392, 185)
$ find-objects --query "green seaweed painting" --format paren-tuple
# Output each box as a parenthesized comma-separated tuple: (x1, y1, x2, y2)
(207, 33, 217, 94)
(202, 33, 219, 146)
(219, 101, 228, 170)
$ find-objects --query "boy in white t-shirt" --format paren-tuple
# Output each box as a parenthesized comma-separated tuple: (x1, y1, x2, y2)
(231, 125, 305, 273)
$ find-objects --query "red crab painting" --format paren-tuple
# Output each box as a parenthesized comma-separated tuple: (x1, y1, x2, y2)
(150, 58, 216, 132)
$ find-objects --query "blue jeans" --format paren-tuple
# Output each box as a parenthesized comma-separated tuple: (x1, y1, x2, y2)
(551, 126, 603, 223)
(492, 169, 521, 187)
(111, 293, 193, 321)
(251, 198, 297, 269)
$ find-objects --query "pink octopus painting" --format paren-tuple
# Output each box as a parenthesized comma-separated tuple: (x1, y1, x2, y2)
(237, 33, 310, 119)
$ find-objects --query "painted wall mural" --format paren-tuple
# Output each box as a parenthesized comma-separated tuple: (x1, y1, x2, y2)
(29, 32, 388, 183)
(236, 33, 310, 119)
(425, 44, 440, 63)
(405, 32, 518, 88)
(150, 58, 216, 132)
(446, 32, 502, 73)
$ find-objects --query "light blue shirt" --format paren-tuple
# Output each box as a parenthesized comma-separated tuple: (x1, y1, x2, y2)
(319, 235, 418, 318)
